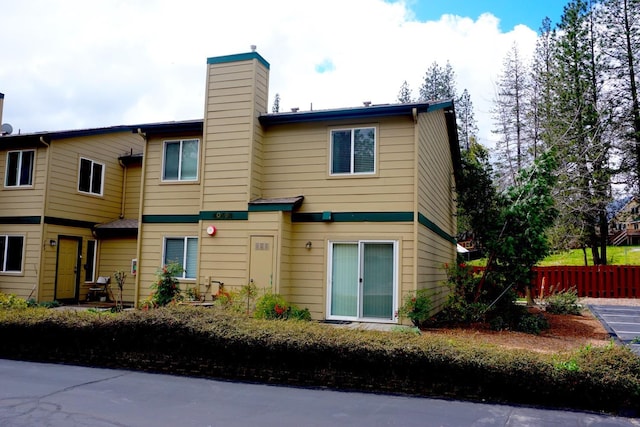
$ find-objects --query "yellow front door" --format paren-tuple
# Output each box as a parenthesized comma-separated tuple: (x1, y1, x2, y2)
(249, 235, 274, 292)
(55, 237, 79, 300)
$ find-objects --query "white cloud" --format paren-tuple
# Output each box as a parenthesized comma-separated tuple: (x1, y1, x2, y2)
(0, 0, 538, 148)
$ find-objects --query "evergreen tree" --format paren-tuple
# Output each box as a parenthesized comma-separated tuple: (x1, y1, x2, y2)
(599, 0, 640, 196)
(419, 61, 457, 102)
(272, 93, 281, 113)
(397, 80, 413, 103)
(492, 43, 529, 189)
(456, 89, 478, 151)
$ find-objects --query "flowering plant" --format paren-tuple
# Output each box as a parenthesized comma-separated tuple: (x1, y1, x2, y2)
(398, 288, 432, 327)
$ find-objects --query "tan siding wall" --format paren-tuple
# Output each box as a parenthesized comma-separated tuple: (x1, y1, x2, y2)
(124, 165, 141, 219)
(137, 223, 200, 302)
(46, 132, 144, 223)
(415, 110, 457, 312)
(0, 224, 41, 299)
(261, 117, 415, 213)
(286, 221, 414, 320)
(0, 147, 47, 217)
(202, 59, 269, 211)
(141, 134, 202, 215)
(98, 238, 137, 303)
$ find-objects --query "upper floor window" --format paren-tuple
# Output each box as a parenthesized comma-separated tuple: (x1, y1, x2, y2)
(0, 235, 24, 273)
(163, 237, 198, 279)
(78, 158, 104, 195)
(5, 150, 34, 187)
(330, 127, 376, 175)
(163, 139, 199, 181)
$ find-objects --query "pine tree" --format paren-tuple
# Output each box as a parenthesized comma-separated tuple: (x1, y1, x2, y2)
(272, 93, 281, 113)
(456, 89, 478, 151)
(397, 80, 413, 103)
(418, 61, 457, 102)
(599, 0, 640, 196)
(492, 43, 529, 189)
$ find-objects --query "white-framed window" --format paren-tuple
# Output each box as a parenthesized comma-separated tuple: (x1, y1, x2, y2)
(84, 240, 97, 282)
(0, 235, 24, 273)
(330, 127, 376, 175)
(162, 139, 199, 181)
(5, 150, 34, 187)
(327, 240, 397, 322)
(163, 237, 198, 279)
(78, 157, 104, 195)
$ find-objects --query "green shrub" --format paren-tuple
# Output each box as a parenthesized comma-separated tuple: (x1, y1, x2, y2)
(435, 263, 489, 324)
(398, 289, 432, 327)
(516, 311, 550, 335)
(545, 288, 582, 315)
(0, 293, 28, 309)
(254, 292, 310, 321)
(0, 306, 638, 414)
(150, 263, 184, 307)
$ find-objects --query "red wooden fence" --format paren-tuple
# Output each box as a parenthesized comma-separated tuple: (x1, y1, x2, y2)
(532, 266, 640, 298)
(473, 266, 640, 298)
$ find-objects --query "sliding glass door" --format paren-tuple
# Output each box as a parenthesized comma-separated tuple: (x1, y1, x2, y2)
(328, 241, 396, 321)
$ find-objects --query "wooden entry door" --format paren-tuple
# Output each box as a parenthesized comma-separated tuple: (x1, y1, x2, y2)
(55, 237, 80, 301)
(249, 235, 275, 292)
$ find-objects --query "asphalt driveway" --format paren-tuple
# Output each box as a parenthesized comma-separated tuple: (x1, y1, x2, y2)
(1, 359, 639, 426)
(589, 305, 640, 356)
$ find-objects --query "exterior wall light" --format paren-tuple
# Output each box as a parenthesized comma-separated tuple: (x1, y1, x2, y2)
(305, 241, 312, 250)
(49, 239, 57, 247)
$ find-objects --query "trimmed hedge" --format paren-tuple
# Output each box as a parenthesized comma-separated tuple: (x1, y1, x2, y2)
(0, 306, 638, 415)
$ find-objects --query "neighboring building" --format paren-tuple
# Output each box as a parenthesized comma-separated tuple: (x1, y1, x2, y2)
(0, 51, 461, 323)
(0, 125, 144, 303)
(609, 197, 640, 246)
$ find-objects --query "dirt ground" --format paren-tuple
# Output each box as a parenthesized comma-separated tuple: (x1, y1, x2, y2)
(421, 299, 629, 354)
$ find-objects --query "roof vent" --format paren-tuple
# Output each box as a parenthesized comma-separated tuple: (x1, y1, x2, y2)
(250, 45, 257, 52)
(291, 107, 299, 112)
(363, 101, 371, 107)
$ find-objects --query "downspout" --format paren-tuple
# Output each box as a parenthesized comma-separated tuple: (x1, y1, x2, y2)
(133, 128, 148, 307)
(39, 136, 51, 302)
(118, 156, 127, 219)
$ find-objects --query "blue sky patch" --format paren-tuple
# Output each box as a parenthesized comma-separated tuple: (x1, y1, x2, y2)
(315, 59, 335, 74)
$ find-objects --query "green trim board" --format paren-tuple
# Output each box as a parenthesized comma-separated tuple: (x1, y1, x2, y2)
(292, 212, 414, 223)
(207, 52, 270, 69)
(142, 215, 200, 224)
(199, 211, 249, 221)
(44, 216, 96, 229)
(418, 213, 456, 244)
(0, 216, 41, 224)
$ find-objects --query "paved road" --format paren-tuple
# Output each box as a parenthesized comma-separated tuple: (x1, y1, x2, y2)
(0, 359, 638, 427)
(589, 305, 640, 356)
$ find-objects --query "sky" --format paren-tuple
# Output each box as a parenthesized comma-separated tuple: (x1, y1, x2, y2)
(0, 0, 568, 149)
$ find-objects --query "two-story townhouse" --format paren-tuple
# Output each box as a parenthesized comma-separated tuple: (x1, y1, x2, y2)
(0, 125, 144, 303)
(134, 51, 461, 323)
(1, 50, 460, 324)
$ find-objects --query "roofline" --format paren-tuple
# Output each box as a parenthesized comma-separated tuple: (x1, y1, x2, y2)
(259, 100, 454, 126)
(133, 120, 203, 136)
(207, 52, 270, 70)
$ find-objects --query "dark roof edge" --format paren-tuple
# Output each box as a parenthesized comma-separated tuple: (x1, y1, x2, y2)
(259, 100, 454, 126)
(444, 104, 462, 186)
(134, 120, 203, 136)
